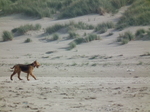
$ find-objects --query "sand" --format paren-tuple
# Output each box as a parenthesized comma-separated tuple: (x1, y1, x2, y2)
(0, 77, 150, 112)
(0, 6, 150, 112)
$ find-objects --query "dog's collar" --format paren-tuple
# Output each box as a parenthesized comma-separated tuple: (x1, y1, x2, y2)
(31, 63, 36, 67)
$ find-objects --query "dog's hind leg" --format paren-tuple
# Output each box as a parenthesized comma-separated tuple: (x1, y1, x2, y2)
(17, 71, 22, 80)
(10, 72, 16, 80)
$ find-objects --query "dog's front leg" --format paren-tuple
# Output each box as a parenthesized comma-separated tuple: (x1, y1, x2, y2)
(27, 73, 30, 81)
(30, 72, 37, 80)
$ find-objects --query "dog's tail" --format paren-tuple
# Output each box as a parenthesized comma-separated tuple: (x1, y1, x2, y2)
(11, 66, 15, 69)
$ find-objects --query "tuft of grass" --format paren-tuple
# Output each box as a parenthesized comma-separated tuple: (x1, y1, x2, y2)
(95, 22, 114, 34)
(13, 24, 41, 35)
(45, 24, 65, 34)
(91, 63, 97, 66)
(68, 31, 79, 39)
(68, 42, 76, 50)
(52, 33, 59, 41)
(107, 32, 114, 36)
(137, 61, 143, 65)
(74, 37, 85, 44)
(71, 62, 77, 66)
(135, 29, 146, 37)
(45, 21, 95, 35)
(68, 33, 101, 50)
(121, 38, 129, 45)
(135, 28, 150, 40)
(117, 31, 135, 44)
(73, 21, 94, 30)
(2, 31, 13, 41)
(85, 34, 101, 42)
(135, 29, 146, 39)
(24, 38, 32, 43)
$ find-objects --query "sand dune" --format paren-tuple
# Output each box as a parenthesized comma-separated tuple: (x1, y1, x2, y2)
(0, 6, 150, 112)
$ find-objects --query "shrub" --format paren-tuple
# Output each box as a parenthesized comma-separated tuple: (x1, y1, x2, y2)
(24, 38, 32, 43)
(124, 31, 135, 41)
(121, 38, 129, 44)
(15, 24, 41, 35)
(2, 31, 13, 41)
(108, 32, 114, 36)
(147, 30, 150, 37)
(74, 37, 85, 44)
(45, 24, 65, 34)
(52, 33, 59, 40)
(68, 31, 78, 39)
(68, 33, 101, 50)
(74, 21, 94, 30)
(95, 22, 114, 33)
(85, 34, 101, 42)
(99, 27, 108, 34)
(117, 31, 135, 44)
(34, 24, 42, 30)
(68, 42, 76, 50)
(135, 29, 146, 36)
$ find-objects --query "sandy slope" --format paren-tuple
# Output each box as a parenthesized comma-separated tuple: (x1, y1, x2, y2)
(0, 6, 150, 112)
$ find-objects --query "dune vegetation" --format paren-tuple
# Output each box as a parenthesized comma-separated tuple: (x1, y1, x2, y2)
(0, 0, 134, 18)
(1, 0, 150, 45)
(0, 0, 150, 28)
(116, 0, 150, 29)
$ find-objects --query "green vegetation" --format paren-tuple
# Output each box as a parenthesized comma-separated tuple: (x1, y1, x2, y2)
(135, 29, 146, 37)
(116, 0, 150, 30)
(117, 28, 150, 44)
(45, 21, 95, 34)
(95, 22, 114, 34)
(68, 31, 79, 39)
(0, 0, 134, 19)
(24, 38, 32, 43)
(2, 31, 13, 41)
(135, 28, 150, 40)
(69, 21, 94, 30)
(45, 24, 65, 34)
(74, 37, 85, 45)
(117, 31, 135, 44)
(59, 0, 134, 19)
(0, 0, 12, 9)
(12, 24, 41, 35)
(68, 42, 76, 50)
(85, 34, 101, 42)
(52, 33, 59, 41)
(68, 34, 101, 50)
(0, 0, 74, 18)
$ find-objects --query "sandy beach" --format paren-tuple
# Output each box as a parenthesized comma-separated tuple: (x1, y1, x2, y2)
(0, 6, 150, 112)
(1, 77, 150, 112)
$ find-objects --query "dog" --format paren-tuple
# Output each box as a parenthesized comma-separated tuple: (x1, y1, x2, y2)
(10, 61, 40, 81)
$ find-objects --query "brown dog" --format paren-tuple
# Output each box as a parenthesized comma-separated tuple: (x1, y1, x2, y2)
(10, 61, 40, 81)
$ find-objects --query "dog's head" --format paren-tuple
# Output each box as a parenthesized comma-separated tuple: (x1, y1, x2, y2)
(33, 61, 40, 68)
